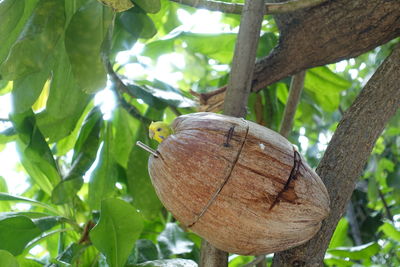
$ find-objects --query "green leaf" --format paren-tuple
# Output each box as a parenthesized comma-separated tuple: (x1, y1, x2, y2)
(36, 44, 92, 142)
(183, 32, 236, 64)
(90, 198, 144, 267)
(0, 177, 11, 212)
(142, 32, 236, 63)
(65, 0, 114, 93)
(329, 218, 352, 248)
(56, 243, 87, 265)
(256, 32, 278, 58)
(132, 0, 161, 14)
(127, 120, 162, 219)
(0, 250, 19, 267)
(380, 222, 400, 242)
(135, 80, 195, 108)
(11, 111, 61, 195)
(135, 239, 159, 263)
(111, 108, 139, 168)
(131, 259, 197, 267)
(0, 0, 25, 65)
(0, 0, 65, 80)
(0, 215, 42, 255)
(88, 123, 118, 210)
(12, 68, 50, 114)
(100, 0, 134, 12)
(304, 66, 351, 112)
(327, 242, 380, 260)
(16, 258, 42, 267)
(0, 193, 59, 214)
(52, 108, 102, 205)
(119, 7, 157, 39)
(157, 223, 194, 257)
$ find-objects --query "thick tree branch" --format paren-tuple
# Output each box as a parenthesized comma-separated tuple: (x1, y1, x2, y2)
(197, 0, 400, 112)
(279, 71, 305, 138)
(272, 44, 400, 266)
(170, 0, 326, 15)
(200, 0, 265, 266)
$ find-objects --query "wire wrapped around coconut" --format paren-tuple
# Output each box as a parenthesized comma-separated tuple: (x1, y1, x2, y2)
(148, 112, 330, 255)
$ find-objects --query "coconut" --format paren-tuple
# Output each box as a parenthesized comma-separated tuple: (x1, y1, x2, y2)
(148, 112, 330, 255)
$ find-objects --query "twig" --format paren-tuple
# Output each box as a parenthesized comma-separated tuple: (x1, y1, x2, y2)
(170, 0, 326, 15)
(279, 71, 306, 138)
(378, 188, 394, 222)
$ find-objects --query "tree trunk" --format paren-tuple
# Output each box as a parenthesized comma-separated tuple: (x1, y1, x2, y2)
(272, 44, 400, 266)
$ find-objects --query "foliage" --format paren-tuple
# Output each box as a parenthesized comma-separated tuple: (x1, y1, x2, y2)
(0, 0, 399, 266)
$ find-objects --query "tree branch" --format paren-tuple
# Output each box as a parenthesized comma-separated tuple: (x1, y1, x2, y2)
(378, 188, 394, 222)
(105, 61, 152, 124)
(200, 0, 265, 266)
(196, 0, 400, 112)
(223, 0, 265, 117)
(170, 0, 326, 15)
(279, 71, 305, 138)
(272, 44, 400, 266)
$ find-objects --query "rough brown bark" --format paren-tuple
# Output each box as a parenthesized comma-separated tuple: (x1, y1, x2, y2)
(272, 44, 400, 266)
(253, 0, 400, 91)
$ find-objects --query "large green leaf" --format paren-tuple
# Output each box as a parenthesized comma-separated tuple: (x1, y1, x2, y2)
(0, 0, 25, 65)
(111, 108, 139, 168)
(142, 32, 236, 64)
(131, 259, 197, 267)
(119, 7, 157, 39)
(90, 198, 144, 267)
(0, 250, 19, 267)
(88, 123, 118, 210)
(46, 44, 91, 120)
(133, 0, 161, 14)
(11, 111, 61, 195)
(0, 193, 59, 214)
(157, 223, 194, 258)
(0, 214, 42, 255)
(127, 112, 163, 219)
(52, 107, 102, 205)
(12, 67, 51, 114)
(0, 0, 65, 80)
(327, 242, 380, 260)
(304, 66, 351, 112)
(65, 0, 114, 93)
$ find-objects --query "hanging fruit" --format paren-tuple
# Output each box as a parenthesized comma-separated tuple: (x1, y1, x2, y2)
(147, 112, 330, 255)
